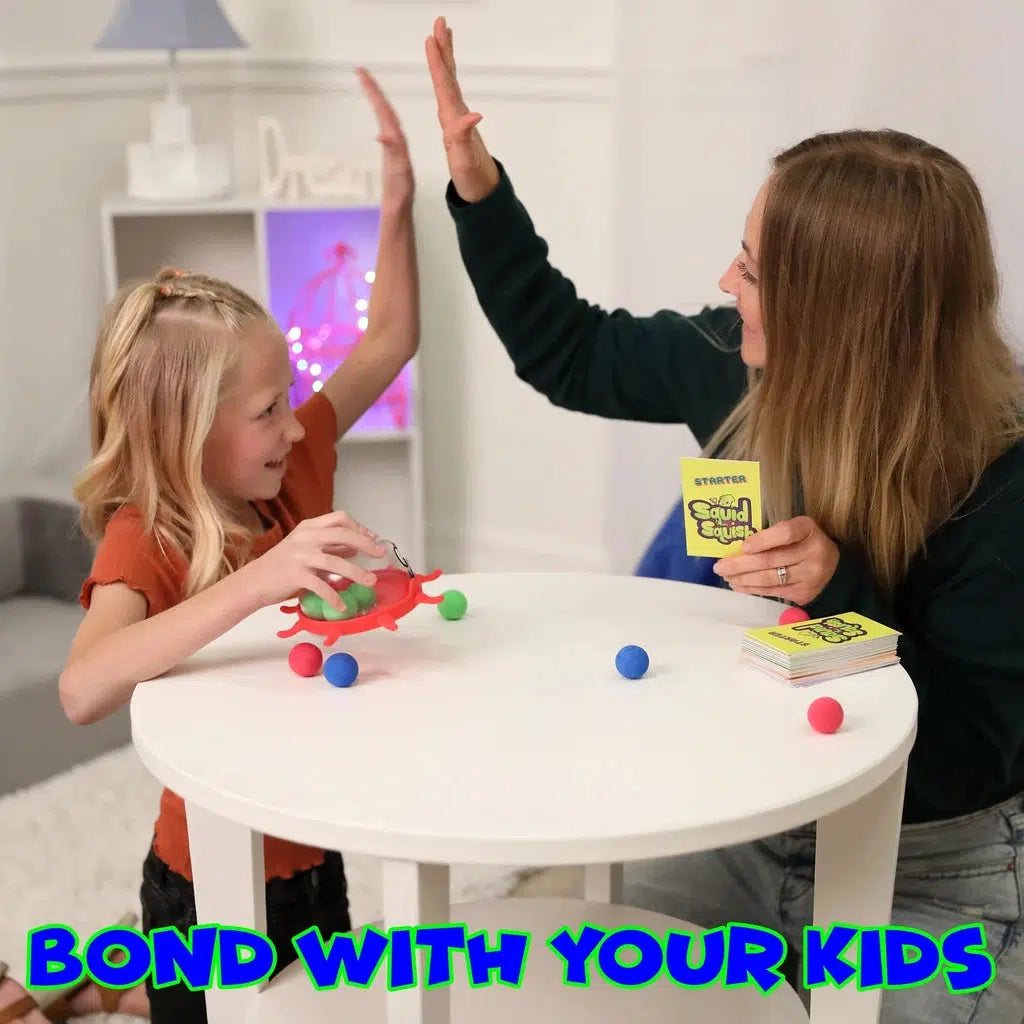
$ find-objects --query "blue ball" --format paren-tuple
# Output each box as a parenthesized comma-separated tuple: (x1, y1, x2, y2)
(615, 644, 649, 679)
(324, 652, 359, 688)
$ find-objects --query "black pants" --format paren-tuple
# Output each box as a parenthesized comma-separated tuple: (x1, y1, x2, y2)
(139, 843, 351, 1024)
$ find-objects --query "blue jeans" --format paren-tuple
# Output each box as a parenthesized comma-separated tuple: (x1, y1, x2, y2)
(622, 793, 1024, 1022)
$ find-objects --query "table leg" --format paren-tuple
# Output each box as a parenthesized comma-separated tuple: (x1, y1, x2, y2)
(381, 860, 451, 1024)
(185, 801, 266, 1024)
(809, 760, 907, 1024)
(583, 863, 623, 903)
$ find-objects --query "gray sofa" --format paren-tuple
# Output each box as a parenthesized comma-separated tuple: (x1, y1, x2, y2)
(0, 494, 130, 796)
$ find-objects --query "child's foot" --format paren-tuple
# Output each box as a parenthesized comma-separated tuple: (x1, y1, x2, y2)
(40, 910, 150, 1020)
(1, 910, 150, 1021)
(0, 965, 48, 1024)
(58, 980, 149, 1018)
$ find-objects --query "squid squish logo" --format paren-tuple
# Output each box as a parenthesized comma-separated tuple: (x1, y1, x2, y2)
(686, 494, 757, 546)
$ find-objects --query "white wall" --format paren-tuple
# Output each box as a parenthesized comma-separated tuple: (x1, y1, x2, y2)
(220, 0, 613, 67)
(0, 0, 617, 574)
(808, 0, 1024, 351)
(606, 0, 803, 572)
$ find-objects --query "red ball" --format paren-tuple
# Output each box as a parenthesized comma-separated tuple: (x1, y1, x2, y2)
(288, 642, 323, 677)
(779, 606, 811, 625)
(807, 696, 844, 734)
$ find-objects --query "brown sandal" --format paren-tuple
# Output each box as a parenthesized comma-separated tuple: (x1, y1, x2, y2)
(0, 962, 46, 1024)
(0, 912, 141, 1023)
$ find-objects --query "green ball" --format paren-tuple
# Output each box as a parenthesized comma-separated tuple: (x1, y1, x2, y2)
(438, 589, 467, 621)
(300, 591, 325, 619)
(346, 582, 377, 611)
(322, 590, 358, 621)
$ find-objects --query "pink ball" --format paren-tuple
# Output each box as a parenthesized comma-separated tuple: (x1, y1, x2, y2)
(808, 696, 844, 734)
(779, 606, 811, 625)
(288, 642, 323, 677)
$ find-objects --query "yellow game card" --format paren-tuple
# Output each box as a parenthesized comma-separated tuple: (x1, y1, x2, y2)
(680, 457, 762, 557)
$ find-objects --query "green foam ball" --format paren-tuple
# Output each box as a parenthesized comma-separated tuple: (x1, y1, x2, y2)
(438, 589, 468, 621)
(300, 591, 325, 619)
(346, 582, 377, 611)
(322, 590, 359, 621)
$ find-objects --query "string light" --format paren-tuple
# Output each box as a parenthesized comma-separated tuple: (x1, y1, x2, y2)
(280, 243, 404, 426)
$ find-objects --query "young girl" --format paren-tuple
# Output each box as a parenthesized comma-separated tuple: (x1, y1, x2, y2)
(31, 68, 417, 1024)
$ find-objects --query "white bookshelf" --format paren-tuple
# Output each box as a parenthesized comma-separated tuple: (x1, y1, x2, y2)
(99, 195, 426, 571)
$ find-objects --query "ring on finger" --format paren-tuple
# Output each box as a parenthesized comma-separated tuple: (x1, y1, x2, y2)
(777, 565, 788, 586)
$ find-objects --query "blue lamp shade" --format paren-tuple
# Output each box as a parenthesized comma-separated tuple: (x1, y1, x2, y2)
(95, 0, 246, 51)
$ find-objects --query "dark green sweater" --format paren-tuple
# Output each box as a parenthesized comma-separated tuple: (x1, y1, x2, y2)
(447, 160, 1024, 826)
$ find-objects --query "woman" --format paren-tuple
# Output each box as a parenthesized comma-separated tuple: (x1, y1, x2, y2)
(426, 16, 1024, 1022)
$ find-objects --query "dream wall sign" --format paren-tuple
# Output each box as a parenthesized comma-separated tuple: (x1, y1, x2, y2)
(257, 116, 380, 202)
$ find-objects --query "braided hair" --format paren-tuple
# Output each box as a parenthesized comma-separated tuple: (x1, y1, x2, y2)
(151, 266, 264, 324)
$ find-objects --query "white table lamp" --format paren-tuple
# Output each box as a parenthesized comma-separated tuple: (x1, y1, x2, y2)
(95, 0, 247, 201)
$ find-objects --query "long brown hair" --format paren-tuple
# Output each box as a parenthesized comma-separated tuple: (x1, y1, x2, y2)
(75, 267, 271, 597)
(709, 130, 1023, 592)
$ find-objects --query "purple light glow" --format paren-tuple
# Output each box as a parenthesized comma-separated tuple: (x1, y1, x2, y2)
(264, 207, 411, 433)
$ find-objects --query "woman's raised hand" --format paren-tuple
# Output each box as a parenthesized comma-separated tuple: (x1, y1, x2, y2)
(425, 16, 501, 203)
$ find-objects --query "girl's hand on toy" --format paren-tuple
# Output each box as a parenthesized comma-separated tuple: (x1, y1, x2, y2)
(323, 520, 381, 559)
(243, 510, 386, 611)
(425, 16, 500, 203)
(712, 516, 840, 606)
(357, 66, 414, 212)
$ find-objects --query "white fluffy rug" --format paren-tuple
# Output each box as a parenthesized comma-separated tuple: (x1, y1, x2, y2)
(0, 745, 534, 1022)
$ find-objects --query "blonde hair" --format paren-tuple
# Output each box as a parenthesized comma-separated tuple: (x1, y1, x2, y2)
(708, 129, 1023, 593)
(75, 267, 272, 598)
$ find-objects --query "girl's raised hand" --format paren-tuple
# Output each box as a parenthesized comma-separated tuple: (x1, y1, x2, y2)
(357, 67, 414, 211)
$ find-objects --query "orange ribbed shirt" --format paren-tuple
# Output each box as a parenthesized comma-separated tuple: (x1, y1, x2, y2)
(80, 393, 339, 882)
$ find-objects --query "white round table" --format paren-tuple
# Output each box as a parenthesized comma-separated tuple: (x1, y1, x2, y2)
(131, 572, 917, 1024)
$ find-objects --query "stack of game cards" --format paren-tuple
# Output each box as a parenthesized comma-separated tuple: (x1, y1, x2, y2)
(742, 612, 901, 685)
